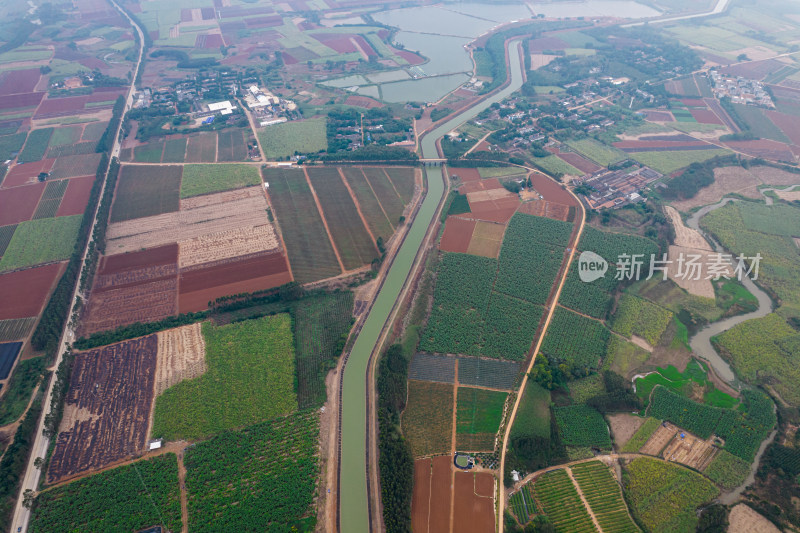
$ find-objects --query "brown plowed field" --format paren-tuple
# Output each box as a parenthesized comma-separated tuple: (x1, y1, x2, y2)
(179, 185, 262, 209)
(723, 139, 796, 162)
(56, 175, 94, 216)
(557, 152, 601, 174)
(49, 154, 103, 180)
(93, 263, 177, 291)
(691, 109, 724, 125)
(460, 178, 503, 194)
(640, 424, 675, 455)
(154, 323, 207, 396)
(99, 244, 178, 274)
(0, 68, 40, 95)
(0, 182, 45, 225)
(106, 190, 272, 255)
(429, 456, 452, 533)
(517, 200, 571, 221)
(766, 110, 800, 146)
(453, 471, 495, 533)
(530, 173, 577, 206)
(80, 277, 178, 335)
(178, 224, 280, 268)
(440, 216, 476, 253)
(661, 432, 717, 471)
(468, 197, 520, 224)
(449, 168, 481, 182)
(467, 187, 515, 204)
(48, 335, 158, 484)
(467, 221, 505, 258)
(178, 251, 291, 313)
(411, 458, 433, 533)
(0, 262, 64, 320)
(1, 159, 55, 188)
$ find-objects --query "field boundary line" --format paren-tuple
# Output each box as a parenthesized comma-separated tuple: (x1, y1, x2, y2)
(258, 176, 295, 282)
(381, 168, 404, 203)
(338, 168, 380, 251)
(449, 359, 459, 533)
(302, 167, 345, 274)
(566, 467, 604, 533)
(360, 168, 396, 231)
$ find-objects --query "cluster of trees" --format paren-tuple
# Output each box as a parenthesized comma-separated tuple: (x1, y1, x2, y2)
(585, 371, 641, 414)
(150, 49, 218, 69)
(661, 154, 740, 200)
(95, 96, 125, 153)
(320, 144, 418, 163)
(430, 107, 453, 122)
(377, 344, 413, 533)
(79, 158, 120, 292)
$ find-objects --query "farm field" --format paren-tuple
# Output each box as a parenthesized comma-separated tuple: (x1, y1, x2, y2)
(508, 483, 537, 525)
(456, 387, 506, 451)
(0, 317, 37, 342)
(362, 167, 407, 225)
(340, 167, 394, 242)
(110, 165, 181, 223)
(18, 128, 53, 163)
(180, 163, 260, 198)
(184, 411, 319, 532)
(411, 455, 458, 533)
(0, 357, 44, 426)
(30, 454, 182, 533)
(0, 215, 81, 272)
(633, 359, 738, 408)
(623, 457, 718, 533)
(541, 307, 610, 373)
(152, 315, 297, 441)
(0, 262, 64, 321)
(307, 167, 378, 270)
(257, 118, 327, 159)
(0, 182, 46, 226)
(621, 417, 661, 453)
(402, 380, 453, 457)
(452, 471, 496, 533)
(611, 294, 673, 346)
(216, 129, 249, 162)
(48, 336, 158, 483)
(554, 405, 612, 449)
(702, 449, 750, 490)
(262, 167, 341, 283)
(0, 341, 21, 380)
(571, 461, 640, 533)
(510, 383, 551, 441)
(566, 138, 627, 166)
(628, 149, 730, 174)
(533, 468, 597, 533)
(154, 323, 206, 396)
(185, 132, 217, 163)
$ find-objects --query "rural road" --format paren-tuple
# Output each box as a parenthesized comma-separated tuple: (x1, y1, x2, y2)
(337, 39, 527, 533)
(9, 2, 145, 531)
(622, 0, 731, 27)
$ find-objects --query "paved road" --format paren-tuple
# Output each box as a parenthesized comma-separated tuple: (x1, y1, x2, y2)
(623, 0, 730, 27)
(338, 40, 527, 533)
(9, 2, 144, 531)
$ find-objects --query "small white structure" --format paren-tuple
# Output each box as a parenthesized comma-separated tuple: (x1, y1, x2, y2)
(511, 470, 521, 482)
(148, 439, 163, 451)
(260, 117, 288, 127)
(208, 100, 237, 115)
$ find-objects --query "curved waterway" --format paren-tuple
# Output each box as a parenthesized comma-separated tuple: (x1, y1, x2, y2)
(684, 200, 774, 385)
(338, 40, 526, 532)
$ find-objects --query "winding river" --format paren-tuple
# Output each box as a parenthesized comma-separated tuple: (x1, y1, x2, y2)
(338, 40, 526, 533)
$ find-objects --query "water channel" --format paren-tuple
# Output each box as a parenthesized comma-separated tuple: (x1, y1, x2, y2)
(338, 39, 526, 533)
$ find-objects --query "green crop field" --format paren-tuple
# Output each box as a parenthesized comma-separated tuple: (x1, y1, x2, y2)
(29, 454, 182, 533)
(603, 336, 651, 378)
(566, 138, 627, 166)
(578, 227, 659, 267)
(511, 382, 551, 441)
(629, 148, 730, 174)
(258, 118, 327, 159)
(152, 315, 298, 441)
(541, 307, 610, 373)
(456, 387, 506, 450)
(362, 167, 406, 225)
(611, 294, 673, 346)
(703, 449, 750, 490)
(48, 126, 81, 147)
(185, 132, 217, 162)
(620, 417, 661, 452)
(477, 166, 525, 178)
(0, 215, 81, 272)
(623, 457, 718, 533)
(738, 202, 800, 238)
(509, 484, 538, 525)
(384, 167, 415, 204)
(162, 137, 187, 163)
(572, 461, 640, 533)
(559, 264, 613, 319)
(554, 405, 612, 449)
(0, 357, 45, 425)
(18, 128, 53, 162)
(184, 411, 319, 532)
(217, 129, 248, 162)
(533, 469, 597, 533)
(110, 165, 181, 222)
(402, 380, 454, 457)
(341, 167, 394, 242)
(132, 140, 164, 163)
(633, 359, 738, 408)
(532, 154, 583, 177)
(180, 164, 261, 198)
(732, 103, 790, 143)
(307, 167, 378, 270)
(32, 180, 68, 220)
(262, 167, 341, 283)
(568, 374, 605, 404)
(0, 132, 27, 162)
(481, 293, 543, 360)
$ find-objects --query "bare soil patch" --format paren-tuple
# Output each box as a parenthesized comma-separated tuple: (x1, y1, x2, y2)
(728, 503, 780, 533)
(775, 189, 800, 201)
(607, 413, 645, 449)
(661, 430, 717, 471)
(640, 424, 675, 456)
(154, 323, 207, 396)
(439, 216, 476, 254)
(178, 224, 279, 268)
(467, 221, 505, 258)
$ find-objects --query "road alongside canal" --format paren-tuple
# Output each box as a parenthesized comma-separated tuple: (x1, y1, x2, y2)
(338, 39, 526, 533)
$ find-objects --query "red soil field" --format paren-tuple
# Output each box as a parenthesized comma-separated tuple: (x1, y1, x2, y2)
(530, 173, 578, 206)
(642, 110, 674, 122)
(613, 140, 710, 149)
(412, 459, 433, 533)
(55, 176, 95, 216)
(86, 89, 125, 103)
(395, 49, 425, 65)
(313, 34, 359, 54)
(440, 216, 477, 253)
(690, 109, 724, 125)
(344, 95, 383, 108)
(0, 262, 64, 320)
(0, 68, 40, 95)
(767, 110, 800, 146)
(452, 471, 495, 533)
(429, 456, 452, 533)
(449, 168, 481, 182)
(723, 139, 796, 161)
(47, 335, 158, 483)
(196, 34, 224, 48)
(35, 96, 88, 118)
(460, 178, 503, 193)
(557, 152, 600, 174)
(353, 36, 376, 56)
(100, 243, 178, 275)
(528, 36, 568, 51)
(0, 92, 44, 111)
(468, 197, 520, 224)
(680, 99, 706, 107)
(0, 182, 46, 225)
(2, 159, 55, 188)
(282, 53, 298, 65)
(178, 251, 292, 313)
(517, 199, 572, 221)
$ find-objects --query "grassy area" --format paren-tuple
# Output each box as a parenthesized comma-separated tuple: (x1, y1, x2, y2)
(531, 154, 582, 177)
(0, 215, 81, 272)
(603, 336, 651, 378)
(623, 457, 718, 533)
(629, 148, 731, 174)
(0, 357, 45, 425)
(180, 164, 261, 198)
(402, 380, 453, 457)
(456, 387, 506, 451)
(257, 118, 327, 159)
(29, 454, 182, 533)
(620, 417, 661, 452)
(566, 138, 627, 166)
(477, 166, 525, 178)
(511, 382, 551, 440)
(152, 315, 298, 441)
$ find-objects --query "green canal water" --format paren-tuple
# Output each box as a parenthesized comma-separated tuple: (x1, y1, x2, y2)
(338, 39, 526, 532)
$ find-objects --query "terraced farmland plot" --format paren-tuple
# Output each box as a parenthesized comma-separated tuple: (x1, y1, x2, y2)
(572, 461, 640, 533)
(185, 132, 217, 162)
(307, 167, 377, 270)
(533, 469, 598, 533)
(341, 167, 394, 242)
(362, 167, 405, 225)
(262, 167, 341, 283)
(217, 129, 248, 162)
(110, 165, 181, 222)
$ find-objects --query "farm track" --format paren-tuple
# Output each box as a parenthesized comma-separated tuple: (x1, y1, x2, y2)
(302, 167, 346, 273)
(566, 467, 604, 532)
(338, 168, 379, 247)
